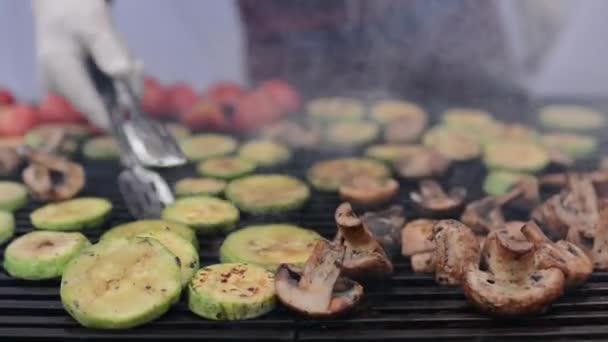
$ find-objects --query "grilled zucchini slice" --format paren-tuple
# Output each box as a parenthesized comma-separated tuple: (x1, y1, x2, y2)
(307, 97, 365, 124)
(238, 140, 291, 167)
(370, 100, 427, 125)
(180, 134, 238, 161)
(422, 126, 481, 161)
(0, 211, 14, 245)
(4, 231, 90, 280)
(226, 174, 309, 214)
(483, 141, 549, 173)
(197, 156, 256, 180)
(82, 136, 119, 160)
(188, 263, 276, 320)
(174, 177, 226, 197)
(325, 121, 380, 147)
(541, 133, 598, 159)
(539, 105, 605, 132)
(307, 158, 391, 192)
(442, 108, 494, 130)
(30, 197, 112, 231)
(102, 219, 198, 250)
(483, 171, 534, 196)
(0, 181, 28, 212)
(364, 144, 426, 164)
(61, 237, 182, 329)
(162, 196, 239, 233)
(219, 224, 321, 271)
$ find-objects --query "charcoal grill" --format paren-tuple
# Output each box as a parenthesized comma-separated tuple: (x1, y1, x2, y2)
(3, 97, 608, 341)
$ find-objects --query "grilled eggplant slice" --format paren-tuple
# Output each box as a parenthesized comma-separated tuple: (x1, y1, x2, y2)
(226, 174, 310, 214)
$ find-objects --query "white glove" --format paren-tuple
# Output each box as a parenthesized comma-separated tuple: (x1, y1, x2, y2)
(32, 0, 143, 130)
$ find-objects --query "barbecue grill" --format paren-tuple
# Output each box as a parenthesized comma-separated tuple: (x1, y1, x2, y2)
(1, 95, 607, 341)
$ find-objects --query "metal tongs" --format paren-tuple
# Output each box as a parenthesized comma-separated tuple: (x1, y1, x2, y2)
(88, 61, 182, 218)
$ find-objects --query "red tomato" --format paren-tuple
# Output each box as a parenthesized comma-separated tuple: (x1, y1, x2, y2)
(0, 104, 39, 136)
(258, 79, 301, 114)
(232, 91, 282, 131)
(0, 88, 15, 106)
(38, 94, 84, 123)
(204, 82, 244, 107)
(141, 77, 171, 118)
(180, 97, 226, 130)
(167, 83, 198, 116)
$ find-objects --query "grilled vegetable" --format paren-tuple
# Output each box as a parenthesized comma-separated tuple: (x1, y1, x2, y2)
(483, 141, 549, 172)
(21, 149, 85, 202)
(325, 121, 380, 148)
(219, 224, 321, 271)
(0, 211, 14, 244)
(483, 171, 534, 196)
(370, 100, 426, 125)
(539, 105, 605, 132)
(30, 197, 112, 231)
(0, 181, 27, 212)
(495, 123, 539, 142)
(395, 148, 451, 179)
(432, 219, 480, 286)
(174, 177, 226, 197)
(541, 133, 597, 159)
(364, 144, 426, 164)
(136, 230, 199, 286)
(102, 219, 198, 250)
(442, 108, 494, 130)
(307, 97, 364, 124)
(226, 174, 310, 214)
(4, 231, 90, 280)
(307, 158, 390, 192)
(180, 134, 238, 161)
(197, 156, 256, 180)
(82, 136, 119, 160)
(238, 140, 291, 167)
(338, 176, 399, 206)
(410, 180, 466, 217)
(61, 237, 182, 329)
(162, 196, 239, 233)
(423, 126, 481, 161)
(188, 263, 276, 320)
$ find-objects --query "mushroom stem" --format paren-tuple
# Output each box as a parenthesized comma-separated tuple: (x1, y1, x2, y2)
(335, 202, 376, 247)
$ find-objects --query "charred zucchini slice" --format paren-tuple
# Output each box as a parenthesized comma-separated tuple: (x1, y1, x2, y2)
(422, 126, 481, 161)
(102, 219, 198, 250)
(307, 158, 391, 192)
(0, 211, 14, 245)
(174, 177, 226, 197)
(307, 97, 365, 124)
(219, 224, 321, 271)
(483, 171, 535, 196)
(180, 134, 238, 161)
(225, 174, 310, 214)
(370, 100, 427, 125)
(82, 136, 119, 160)
(539, 105, 605, 132)
(188, 263, 276, 320)
(162, 196, 239, 233)
(238, 140, 291, 167)
(197, 156, 256, 180)
(541, 133, 598, 159)
(325, 121, 380, 147)
(61, 237, 182, 329)
(0, 181, 28, 212)
(364, 144, 426, 164)
(483, 141, 549, 173)
(30, 197, 112, 231)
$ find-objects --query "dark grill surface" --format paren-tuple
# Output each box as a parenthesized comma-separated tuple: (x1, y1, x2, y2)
(2, 97, 608, 341)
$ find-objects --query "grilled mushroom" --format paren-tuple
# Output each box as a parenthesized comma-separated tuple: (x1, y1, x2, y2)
(401, 219, 436, 257)
(463, 227, 566, 316)
(433, 220, 480, 286)
(384, 116, 427, 143)
(21, 148, 85, 201)
(361, 205, 405, 256)
(410, 180, 466, 217)
(339, 175, 399, 206)
(411, 252, 435, 273)
(592, 200, 608, 270)
(395, 149, 450, 179)
(461, 196, 506, 235)
(275, 239, 363, 318)
(334, 202, 393, 278)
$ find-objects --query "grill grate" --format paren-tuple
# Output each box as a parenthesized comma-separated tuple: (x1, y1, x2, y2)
(4, 98, 608, 341)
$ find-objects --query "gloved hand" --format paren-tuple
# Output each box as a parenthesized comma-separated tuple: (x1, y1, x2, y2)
(32, 0, 143, 130)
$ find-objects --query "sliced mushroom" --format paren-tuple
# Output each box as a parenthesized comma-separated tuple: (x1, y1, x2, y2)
(361, 205, 405, 256)
(460, 196, 506, 235)
(334, 202, 393, 278)
(20, 148, 85, 201)
(411, 252, 435, 273)
(384, 116, 427, 143)
(433, 219, 480, 286)
(339, 176, 399, 206)
(463, 228, 566, 316)
(275, 239, 363, 318)
(401, 219, 436, 257)
(0, 147, 21, 176)
(521, 221, 592, 288)
(410, 180, 466, 217)
(395, 149, 450, 179)
(592, 200, 608, 270)
(503, 176, 541, 210)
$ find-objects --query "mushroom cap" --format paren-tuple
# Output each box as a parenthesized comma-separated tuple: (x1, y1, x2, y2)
(339, 176, 399, 206)
(401, 219, 436, 256)
(410, 180, 466, 217)
(361, 205, 405, 255)
(433, 220, 480, 286)
(274, 240, 364, 318)
(396, 149, 450, 179)
(410, 251, 435, 273)
(461, 196, 506, 235)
